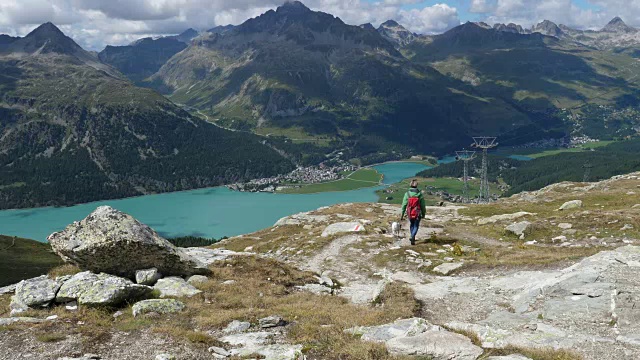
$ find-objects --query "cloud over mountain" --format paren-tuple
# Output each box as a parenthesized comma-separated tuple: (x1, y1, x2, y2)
(0, 0, 638, 50)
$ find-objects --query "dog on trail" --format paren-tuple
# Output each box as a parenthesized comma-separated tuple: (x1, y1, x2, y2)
(391, 221, 401, 237)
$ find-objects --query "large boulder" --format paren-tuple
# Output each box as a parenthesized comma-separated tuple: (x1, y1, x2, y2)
(56, 271, 152, 307)
(13, 276, 62, 307)
(47, 206, 209, 278)
(505, 221, 532, 239)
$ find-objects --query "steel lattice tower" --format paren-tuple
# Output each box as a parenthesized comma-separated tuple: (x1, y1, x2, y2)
(471, 137, 498, 203)
(455, 150, 476, 203)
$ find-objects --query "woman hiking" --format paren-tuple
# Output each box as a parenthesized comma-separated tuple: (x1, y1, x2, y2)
(400, 179, 427, 245)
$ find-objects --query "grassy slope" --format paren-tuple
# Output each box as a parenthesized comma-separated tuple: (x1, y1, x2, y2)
(505, 141, 615, 159)
(0, 236, 62, 286)
(278, 168, 382, 194)
(377, 177, 502, 205)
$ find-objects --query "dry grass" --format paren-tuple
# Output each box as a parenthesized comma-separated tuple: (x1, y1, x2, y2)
(35, 332, 67, 343)
(48, 264, 81, 278)
(481, 346, 582, 360)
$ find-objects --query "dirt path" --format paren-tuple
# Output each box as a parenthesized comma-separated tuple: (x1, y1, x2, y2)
(304, 234, 362, 274)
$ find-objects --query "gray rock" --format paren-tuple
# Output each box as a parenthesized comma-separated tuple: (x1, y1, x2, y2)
(432, 263, 464, 276)
(223, 320, 251, 334)
(14, 276, 61, 307)
(386, 329, 483, 359)
(259, 315, 286, 328)
(478, 212, 534, 225)
(135, 268, 162, 285)
(321, 222, 365, 237)
(0, 283, 17, 295)
(558, 223, 573, 229)
(9, 295, 30, 315)
(295, 284, 332, 295)
(505, 221, 532, 239)
(220, 332, 302, 359)
(78, 275, 153, 307)
(155, 355, 176, 360)
(56, 271, 152, 307)
(0, 317, 47, 326)
(559, 200, 582, 211)
(47, 206, 208, 278)
(486, 356, 532, 360)
(347, 318, 433, 342)
(57, 355, 101, 360)
(154, 277, 202, 298)
(186, 275, 209, 286)
(132, 299, 185, 317)
(208, 346, 230, 358)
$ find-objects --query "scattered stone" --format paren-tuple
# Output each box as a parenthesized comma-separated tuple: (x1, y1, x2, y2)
(132, 299, 185, 317)
(478, 212, 534, 225)
(486, 356, 532, 360)
(558, 223, 573, 229)
(154, 277, 202, 298)
(186, 275, 209, 286)
(208, 346, 231, 358)
(113, 311, 124, 318)
(65, 301, 78, 311)
(295, 283, 332, 295)
(318, 272, 334, 287)
(223, 320, 251, 334)
(505, 221, 532, 239)
(9, 295, 30, 316)
(259, 315, 286, 328)
(135, 268, 162, 286)
(47, 206, 208, 278)
(155, 355, 176, 360)
(559, 200, 583, 211)
(553, 235, 568, 242)
(432, 262, 464, 275)
(386, 329, 483, 359)
(58, 354, 101, 360)
(621, 224, 634, 231)
(46, 315, 59, 320)
(14, 275, 61, 307)
(222, 280, 236, 285)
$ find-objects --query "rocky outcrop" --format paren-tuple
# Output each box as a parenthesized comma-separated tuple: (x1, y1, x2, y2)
(48, 206, 209, 278)
(349, 318, 482, 359)
(56, 271, 153, 307)
(477, 212, 534, 225)
(505, 221, 532, 239)
(132, 299, 186, 317)
(321, 222, 365, 237)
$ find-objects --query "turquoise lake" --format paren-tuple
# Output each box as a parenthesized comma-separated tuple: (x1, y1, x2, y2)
(0, 162, 430, 242)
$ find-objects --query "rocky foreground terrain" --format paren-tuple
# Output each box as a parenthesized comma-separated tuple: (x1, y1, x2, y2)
(3, 173, 640, 360)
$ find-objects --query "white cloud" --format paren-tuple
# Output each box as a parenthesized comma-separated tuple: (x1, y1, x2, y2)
(399, 3, 460, 34)
(469, 0, 495, 13)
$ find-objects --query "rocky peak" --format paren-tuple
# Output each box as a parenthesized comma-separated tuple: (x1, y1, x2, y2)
(602, 16, 637, 33)
(4, 22, 85, 56)
(360, 23, 376, 31)
(381, 20, 401, 28)
(377, 19, 416, 47)
(532, 20, 563, 37)
(207, 24, 235, 34)
(277, 1, 311, 14)
(172, 28, 199, 43)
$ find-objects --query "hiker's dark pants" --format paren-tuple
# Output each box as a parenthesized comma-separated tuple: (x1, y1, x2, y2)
(409, 218, 421, 240)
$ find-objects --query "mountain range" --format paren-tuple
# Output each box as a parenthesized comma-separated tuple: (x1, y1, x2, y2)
(0, 23, 293, 209)
(1, 1, 640, 208)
